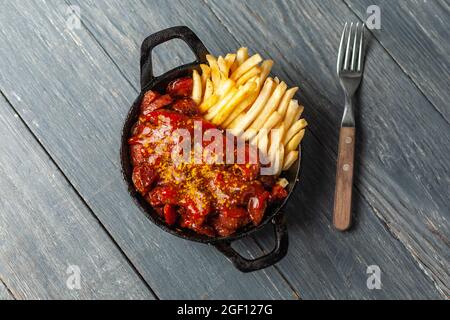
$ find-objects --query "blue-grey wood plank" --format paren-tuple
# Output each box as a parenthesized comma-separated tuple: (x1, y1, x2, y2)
(68, 0, 445, 298)
(206, 0, 449, 297)
(0, 95, 153, 299)
(0, 280, 14, 300)
(0, 0, 296, 299)
(344, 0, 450, 124)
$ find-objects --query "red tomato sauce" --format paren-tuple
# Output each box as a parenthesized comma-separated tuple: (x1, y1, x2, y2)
(129, 77, 288, 237)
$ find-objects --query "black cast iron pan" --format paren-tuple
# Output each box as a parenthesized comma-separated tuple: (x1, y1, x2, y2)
(120, 26, 302, 272)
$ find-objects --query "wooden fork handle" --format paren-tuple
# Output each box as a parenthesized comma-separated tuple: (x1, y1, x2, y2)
(333, 127, 356, 231)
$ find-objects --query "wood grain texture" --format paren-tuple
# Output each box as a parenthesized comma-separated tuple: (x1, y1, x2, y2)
(67, 0, 444, 298)
(0, 280, 14, 300)
(0, 0, 447, 299)
(344, 0, 450, 124)
(206, 0, 449, 297)
(0, 95, 153, 299)
(334, 127, 356, 231)
(0, 0, 297, 299)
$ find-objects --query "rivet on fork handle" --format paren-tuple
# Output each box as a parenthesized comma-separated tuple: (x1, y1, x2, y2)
(333, 127, 355, 231)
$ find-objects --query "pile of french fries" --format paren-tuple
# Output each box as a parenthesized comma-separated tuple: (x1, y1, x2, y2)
(191, 47, 307, 175)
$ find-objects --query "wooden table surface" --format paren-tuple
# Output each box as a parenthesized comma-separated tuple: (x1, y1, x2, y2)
(0, 0, 448, 300)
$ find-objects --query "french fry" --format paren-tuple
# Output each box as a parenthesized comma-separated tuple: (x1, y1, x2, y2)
(203, 79, 214, 101)
(283, 100, 300, 129)
(200, 64, 211, 91)
(236, 66, 261, 86)
(283, 119, 308, 145)
(230, 54, 262, 81)
(205, 88, 238, 121)
(206, 55, 221, 91)
(236, 47, 248, 65)
(222, 89, 258, 127)
(277, 146, 285, 175)
(249, 111, 282, 143)
(216, 78, 235, 97)
(293, 104, 305, 121)
(216, 79, 235, 97)
(250, 130, 262, 147)
(231, 77, 275, 135)
(276, 177, 289, 188)
(246, 81, 287, 137)
(224, 53, 236, 71)
(230, 61, 239, 73)
(242, 128, 258, 142)
(268, 123, 285, 162)
(269, 144, 284, 176)
(268, 124, 285, 176)
(277, 87, 298, 118)
(230, 47, 248, 73)
(217, 56, 229, 77)
(213, 81, 257, 125)
(286, 129, 305, 152)
(259, 60, 273, 84)
(265, 111, 283, 130)
(199, 94, 219, 113)
(282, 151, 299, 171)
(257, 129, 269, 156)
(229, 113, 245, 129)
(191, 70, 202, 104)
(197, 49, 306, 173)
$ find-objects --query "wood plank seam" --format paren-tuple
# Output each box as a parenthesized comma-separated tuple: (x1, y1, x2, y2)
(3, 0, 443, 298)
(203, 0, 448, 293)
(64, 0, 303, 298)
(201, 0, 241, 45)
(0, 91, 159, 300)
(338, 1, 449, 295)
(341, 0, 450, 126)
(0, 277, 17, 300)
(210, 6, 447, 291)
(360, 193, 448, 297)
(204, 0, 443, 296)
(244, 29, 447, 293)
(304, 116, 446, 297)
(0, 1, 298, 299)
(71, 0, 446, 297)
(270, 264, 302, 299)
(62, 0, 138, 92)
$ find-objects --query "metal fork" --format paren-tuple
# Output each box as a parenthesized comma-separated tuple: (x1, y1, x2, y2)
(333, 22, 366, 231)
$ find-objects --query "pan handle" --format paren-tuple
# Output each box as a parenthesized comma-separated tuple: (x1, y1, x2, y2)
(214, 213, 289, 273)
(140, 26, 209, 91)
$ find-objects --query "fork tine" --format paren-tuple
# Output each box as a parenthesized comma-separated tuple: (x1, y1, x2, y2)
(351, 23, 359, 71)
(358, 24, 365, 72)
(337, 22, 348, 74)
(343, 22, 353, 70)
